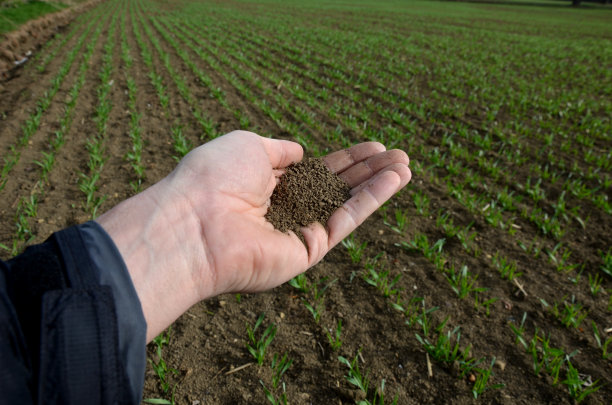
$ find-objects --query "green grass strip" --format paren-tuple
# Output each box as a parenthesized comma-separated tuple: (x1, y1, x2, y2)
(0, 1, 66, 35)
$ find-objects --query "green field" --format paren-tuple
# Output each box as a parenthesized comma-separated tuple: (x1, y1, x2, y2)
(0, 0, 68, 35)
(0, 0, 610, 403)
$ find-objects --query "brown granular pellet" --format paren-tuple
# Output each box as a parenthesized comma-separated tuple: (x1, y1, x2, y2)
(265, 157, 351, 244)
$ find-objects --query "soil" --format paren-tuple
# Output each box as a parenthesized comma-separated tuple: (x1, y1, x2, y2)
(265, 157, 351, 243)
(0, 0, 610, 404)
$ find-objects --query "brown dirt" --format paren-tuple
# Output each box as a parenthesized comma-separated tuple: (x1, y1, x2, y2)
(265, 158, 351, 243)
(0, 1, 610, 404)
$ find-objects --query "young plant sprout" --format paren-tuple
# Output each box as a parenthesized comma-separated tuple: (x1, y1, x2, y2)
(246, 313, 277, 366)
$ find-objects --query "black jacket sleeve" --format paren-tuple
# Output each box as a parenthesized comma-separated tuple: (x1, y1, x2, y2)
(0, 221, 146, 405)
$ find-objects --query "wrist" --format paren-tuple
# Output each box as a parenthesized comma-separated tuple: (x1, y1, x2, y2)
(96, 179, 213, 341)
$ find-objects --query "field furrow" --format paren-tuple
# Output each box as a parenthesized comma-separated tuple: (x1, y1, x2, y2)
(167, 11, 606, 278)
(0, 0, 610, 403)
(18, 4, 117, 246)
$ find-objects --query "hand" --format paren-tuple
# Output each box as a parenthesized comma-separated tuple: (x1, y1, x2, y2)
(97, 131, 411, 341)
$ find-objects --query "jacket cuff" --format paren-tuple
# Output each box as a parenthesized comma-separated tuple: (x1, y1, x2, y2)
(73, 221, 147, 404)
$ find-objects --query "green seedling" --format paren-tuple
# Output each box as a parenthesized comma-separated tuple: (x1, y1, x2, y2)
(148, 329, 178, 394)
(436, 212, 457, 236)
(550, 296, 588, 329)
(525, 177, 546, 203)
(398, 234, 446, 269)
(15, 205, 32, 247)
(34, 151, 55, 182)
(384, 208, 410, 234)
(271, 353, 293, 389)
(456, 223, 477, 252)
(483, 202, 505, 229)
(85, 137, 106, 171)
(509, 312, 528, 350)
(288, 273, 309, 293)
(302, 299, 321, 323)
(414, 302, 439, 337)
(171, 125, 193, 161)
(364, 254, 402, 298)
(325, 319, 343, 351)
(412, 190, 430, 216)
(474, 294, 497, 317)
(370, 379, 399, 405)
(342, 233, 368, 264)
(445, 264, 486, 299)
(21, 195, 38, 218)
(496, 187, 520, 212)
(302, 276, 336, 323)
(340, 352, 398, 405)
(471, 357, 504, 399)
(79, 171, 107, 218)
(568, 269, 582, 285)
(246, 313, 277, 365)
(339, 352, 370, 396)
(402, 296, 425, 326)
(260, 380, 287, 405)
(591, 322, 612, 360)
(526, 329, 576, 383)
(547, 243, 582, 272)
(456, 350, 482, 379)
(492, 252, 522, 281)
(388, 293, 405, 313)
(562, 362, 601, 403)
(415, 323, 463, 364)
(517, 237, 542, 258)
(239, 112, 251, 129)
(587, 273, 602, 296)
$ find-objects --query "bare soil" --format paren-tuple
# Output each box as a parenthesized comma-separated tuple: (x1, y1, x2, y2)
(0, 1, 609, 404)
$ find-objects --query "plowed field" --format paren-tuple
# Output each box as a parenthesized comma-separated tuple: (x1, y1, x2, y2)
(1, 0, 610, 404)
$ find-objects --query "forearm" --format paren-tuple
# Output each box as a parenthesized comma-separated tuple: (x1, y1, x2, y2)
(96, 179, 213, 342)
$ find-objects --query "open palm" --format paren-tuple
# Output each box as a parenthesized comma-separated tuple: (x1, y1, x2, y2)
(170, 131, 411, 298)
(99, 130, 410, 341)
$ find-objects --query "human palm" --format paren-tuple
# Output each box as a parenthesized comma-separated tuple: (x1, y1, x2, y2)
(99, 130, 410, 340)
(170, 131, 411, 298)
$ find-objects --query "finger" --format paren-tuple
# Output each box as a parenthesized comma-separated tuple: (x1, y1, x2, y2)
(323, 142, 386, 174)
(327, 166, 410, 247)
(350, 163, 412, 195)
(301, 222, 330, 267)
(338, 149, 409, 188)
(262, 137, 304, 169)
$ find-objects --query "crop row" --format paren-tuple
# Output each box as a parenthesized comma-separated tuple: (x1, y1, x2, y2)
(2, 4, 113, 254)
(0, 1, 608, 402)
(115, 2, 611, 403)
(0, 11, 101, 192)
(196, 3, 610, 180)
(130, 7, 605, 285)
(112, 1, 609, 327)
(149, 8, 604, 233)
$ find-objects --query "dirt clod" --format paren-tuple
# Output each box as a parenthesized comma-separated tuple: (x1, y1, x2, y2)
(265, 157, 351, 243)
